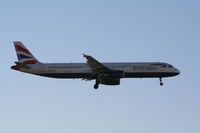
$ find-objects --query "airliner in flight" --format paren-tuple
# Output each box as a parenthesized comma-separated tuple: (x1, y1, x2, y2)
(11, 41, 180, 89)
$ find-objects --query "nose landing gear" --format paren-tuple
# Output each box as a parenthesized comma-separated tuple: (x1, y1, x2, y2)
(159, 77, 163, 86)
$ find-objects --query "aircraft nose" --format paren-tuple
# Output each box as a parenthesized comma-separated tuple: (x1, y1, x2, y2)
(176, 69, 180, 75)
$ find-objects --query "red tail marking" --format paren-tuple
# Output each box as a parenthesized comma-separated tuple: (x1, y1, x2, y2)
(22, 60, 37, 64)
(11, 65, 20, 70)
(15, 45, 31, 55)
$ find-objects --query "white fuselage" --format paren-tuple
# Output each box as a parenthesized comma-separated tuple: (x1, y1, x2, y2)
(11, 41, 180, 88)
(19, 62, 180, 79)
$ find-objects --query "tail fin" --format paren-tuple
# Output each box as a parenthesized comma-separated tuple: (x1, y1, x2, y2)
(13, 41, 38, 64)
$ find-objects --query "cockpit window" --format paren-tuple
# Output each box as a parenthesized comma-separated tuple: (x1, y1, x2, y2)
(168, 65, 173, 68)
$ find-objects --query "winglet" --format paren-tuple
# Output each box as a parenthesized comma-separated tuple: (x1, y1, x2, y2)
(83, 53, 87, 58)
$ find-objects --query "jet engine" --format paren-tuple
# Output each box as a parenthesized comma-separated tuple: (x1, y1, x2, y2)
(101, 79, 120, 85)
(104, 70, 124, 79)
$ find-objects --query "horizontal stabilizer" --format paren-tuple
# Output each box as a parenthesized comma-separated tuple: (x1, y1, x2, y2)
(15, 62, 31, 69)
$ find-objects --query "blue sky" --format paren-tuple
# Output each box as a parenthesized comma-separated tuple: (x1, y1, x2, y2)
(1, 0, 200, 133)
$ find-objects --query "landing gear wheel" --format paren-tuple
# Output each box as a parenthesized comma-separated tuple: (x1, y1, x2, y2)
(94, 84, 99, 89)
(94, 79, 100, 89)
(159, 77, 163, 86)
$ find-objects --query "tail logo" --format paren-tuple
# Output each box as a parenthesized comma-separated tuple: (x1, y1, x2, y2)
(14, 41, 38, 64)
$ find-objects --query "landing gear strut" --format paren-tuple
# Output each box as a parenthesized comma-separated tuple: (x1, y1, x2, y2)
(94, 79, 101, 89)
(159, 77, 163, 86)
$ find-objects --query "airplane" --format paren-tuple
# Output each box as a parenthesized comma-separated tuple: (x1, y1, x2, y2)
(11, 41, 180, 89)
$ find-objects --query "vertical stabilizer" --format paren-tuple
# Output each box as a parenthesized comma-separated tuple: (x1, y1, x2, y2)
(13, 41, 38, 64)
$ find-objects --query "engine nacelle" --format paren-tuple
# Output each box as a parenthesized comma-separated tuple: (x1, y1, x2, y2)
(105, 70, 124, 79)
(101, 79, 120, 85)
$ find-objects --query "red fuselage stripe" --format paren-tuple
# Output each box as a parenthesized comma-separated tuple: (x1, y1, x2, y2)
(151, 64, 165, 66)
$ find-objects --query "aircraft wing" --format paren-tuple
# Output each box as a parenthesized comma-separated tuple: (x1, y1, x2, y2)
(83, 54, 111, 75)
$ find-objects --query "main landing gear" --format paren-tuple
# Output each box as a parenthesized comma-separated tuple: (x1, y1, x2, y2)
(159, 77, 163, 86)
(94, 79, 101, 89)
